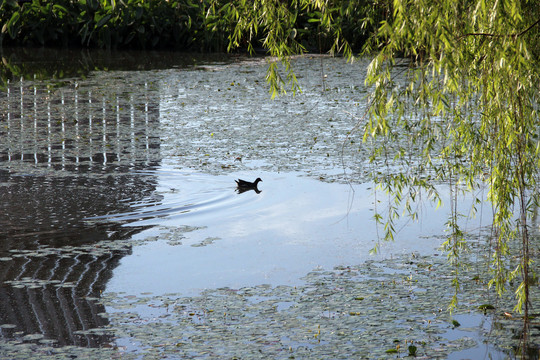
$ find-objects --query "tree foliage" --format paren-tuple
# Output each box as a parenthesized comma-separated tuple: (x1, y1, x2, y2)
(363, 0, 539, 316)
(0, 0, 208, 49)
(0, 0, 375, 53)
(225, 0, 382, 96)
(228, 0, 539, 350)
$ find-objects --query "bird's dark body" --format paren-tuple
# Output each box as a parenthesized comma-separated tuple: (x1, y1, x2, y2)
(235, 178, 262, 188)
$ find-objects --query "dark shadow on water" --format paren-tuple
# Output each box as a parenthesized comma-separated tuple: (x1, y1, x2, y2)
(0, 72, 165, 347)
(0, 169, 158, 347)
(0, 47, 242, 86)
(0, 223, 144, 347)
(235, 187, 262, 194)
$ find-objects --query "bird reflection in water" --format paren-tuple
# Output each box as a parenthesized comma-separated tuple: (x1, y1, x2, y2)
(235, 178, 262, 194)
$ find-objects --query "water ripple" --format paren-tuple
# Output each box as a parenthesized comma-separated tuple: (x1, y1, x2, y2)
(85, 169, 258, 224)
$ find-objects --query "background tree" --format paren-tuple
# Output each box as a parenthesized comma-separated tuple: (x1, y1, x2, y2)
(225, 0, 378, 96)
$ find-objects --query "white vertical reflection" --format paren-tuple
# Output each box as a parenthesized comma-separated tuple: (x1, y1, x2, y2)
(145, 82, 149, 166)
(1, 77, 159, 174)
(116, 96, 120, 162)
(88, 91, 93, 166)
(19, 76, 24, 160)
(75, 82, 80, 167)
(61, 91, 66, 170)
(130, 94, 135, 166)
(47, 89, 52, 166)
(102, 97, 107, 166)
(7, 79, 11, 162)
(34, 75, 38, 164)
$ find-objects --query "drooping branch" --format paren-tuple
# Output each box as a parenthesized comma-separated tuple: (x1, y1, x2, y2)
(515, 17, 540, 37)
(456, 17, 540, 41)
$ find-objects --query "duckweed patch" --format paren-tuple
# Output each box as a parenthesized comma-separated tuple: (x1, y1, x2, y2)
(95, 250, 529, 359)
(191, 236, 221, 247)
(0, 240, 536, 359)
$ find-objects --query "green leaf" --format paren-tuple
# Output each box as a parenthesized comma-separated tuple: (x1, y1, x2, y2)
(95, 14, 112, 28)
(53, 4, 68, 14)
(6, 11, 20, 39)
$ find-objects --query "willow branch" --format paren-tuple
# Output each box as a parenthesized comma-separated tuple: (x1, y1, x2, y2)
(457, 17, 540, 41)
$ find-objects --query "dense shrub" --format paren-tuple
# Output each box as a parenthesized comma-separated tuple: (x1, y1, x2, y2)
(1, 0, 206, 49)
(0, 0, 379, 52)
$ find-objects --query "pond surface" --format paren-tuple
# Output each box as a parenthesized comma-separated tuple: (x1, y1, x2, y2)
(0, 49, 535, 358)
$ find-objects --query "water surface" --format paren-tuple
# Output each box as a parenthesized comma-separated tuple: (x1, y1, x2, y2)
(0, 49, 527, 358)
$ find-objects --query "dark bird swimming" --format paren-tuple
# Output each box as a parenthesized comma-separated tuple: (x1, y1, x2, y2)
(235, 178, 262, 194)
(235, 178, 262, 187)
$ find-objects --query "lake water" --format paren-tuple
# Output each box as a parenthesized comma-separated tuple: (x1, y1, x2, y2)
(0, 49, 530, 358)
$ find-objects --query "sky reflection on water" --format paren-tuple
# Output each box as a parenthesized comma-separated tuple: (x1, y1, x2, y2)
(104, 167, 487, 297)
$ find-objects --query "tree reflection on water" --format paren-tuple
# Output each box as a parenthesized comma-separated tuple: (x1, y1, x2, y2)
(0, 75, 161, 347)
